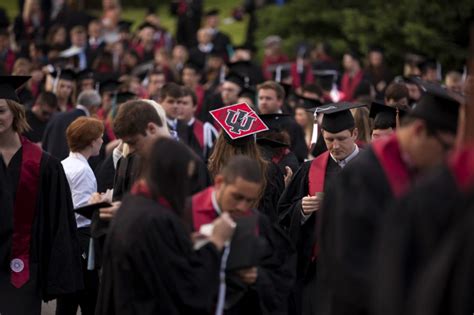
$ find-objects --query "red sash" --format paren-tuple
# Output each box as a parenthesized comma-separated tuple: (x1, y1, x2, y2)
(372, 135, 411, 198)
(308, 151, 330, 196)
(448, 145, 474, 192)
(10, 137, 42, 288)
(307, 151, 330, 261)
(193, 119, 204, 150)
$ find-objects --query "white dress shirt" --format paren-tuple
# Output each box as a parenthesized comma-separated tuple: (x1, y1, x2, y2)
(61, 152, 97, 228)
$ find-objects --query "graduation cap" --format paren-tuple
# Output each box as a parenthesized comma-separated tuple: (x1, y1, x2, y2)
(51, 68, 77, 81)
(239, 86, 256, 101)
(258, 113, 293, 132)
(266, 63, 292, 83)
(77, 68, 95, 82)
(205, 9, 220, 17)
(0, 75, 31, 102)
(137, 21, 158, 31)
(256, 136, 289, 148)
(408, 78, 461, 134)
(312, 102, 366, 133)
(118, 20, 133, 32)
(294, 94, 322, 109)
(99, 78, 121, 94)
(116, 91, 137, 105)
(210, 103, 268, 146)
(313, 69, 339, 91)
(225, 71, 248, 89)
(369, 101, 408, 130)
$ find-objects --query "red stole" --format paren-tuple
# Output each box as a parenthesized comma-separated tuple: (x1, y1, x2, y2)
(191, 187, 218, 231)
(308, 151, 330, 196)
(340, 70, 364, 101)
(290, 62, 314, 89)
(10, 137, 42, 288)
(307, 151, 330, 261)
(194, 85, 205, 118)
(448, 145, 474, 192)
(372, 135, 412, 198)
(192, 119, 204, 150)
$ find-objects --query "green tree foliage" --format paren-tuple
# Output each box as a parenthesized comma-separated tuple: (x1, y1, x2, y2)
(255, 0, 474, 71)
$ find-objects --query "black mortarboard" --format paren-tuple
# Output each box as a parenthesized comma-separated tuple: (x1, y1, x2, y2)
(294, 94, 322, 109)
(116, 91, 137, 105)
(77, 68, 95, 81)
(0, 76, 31, 102)
(183, 61, 203, 74)
(258, 113, 294, 132)
(313, 102, 366, 133)
(409, 78, 461, 133)
(239, 86, 256, 100)
(313, 69, 339, 91)
(369, 101, 408, 130)
(51, 68, 77, 81)
(267, 63, 292, 83)
(205, 9, 220, 17)
(137, 21, 157, 31)
(225, 71, 247, 88)
(118, 20, 133, 32)
(99, 78, 121, 94)
(256, 136, 289, 148)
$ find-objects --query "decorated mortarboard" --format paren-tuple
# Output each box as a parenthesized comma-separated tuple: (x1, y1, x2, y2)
(311, 102, 366, 134)
(0, 75, 31, 102)
(210, 103, 269, 143)
(408, 78, 462, 134)
(77, 68, 95, 81)
(205, 8, 220, 16)
(369, 101, 408, 129)
(51, 68, 77, 81)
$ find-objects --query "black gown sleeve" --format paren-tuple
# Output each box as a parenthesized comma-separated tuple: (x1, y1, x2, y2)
(258, 162, 285, 224)
(38, 153, 84, 301)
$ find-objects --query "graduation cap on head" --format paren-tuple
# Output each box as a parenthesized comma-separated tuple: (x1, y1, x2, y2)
(267, 63, 292, 83)
(205, 8, 220, 17)
(256, 135, 289, 148)
(369, 101, 408, 129)
(239, 86, 256, 101)
(51, 68, 77, 81)
(312, 69, 339, 91)
(118, 20, 133, 32)
(258, 113, 294, 133)
(77, 68, 95, 82)
(210, 103, 269, 146)
(312, 102, 366, 133)
(408, 78, 462, 134)
(225, 71, 248, 89)
(0, 75, 31, 102)
(99, 78, 121, 94)
(116, 91, 137, 105)
(294, 94, 322, 110)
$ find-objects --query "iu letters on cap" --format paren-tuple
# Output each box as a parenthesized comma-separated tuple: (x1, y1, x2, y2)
(210, 103, 269, 140)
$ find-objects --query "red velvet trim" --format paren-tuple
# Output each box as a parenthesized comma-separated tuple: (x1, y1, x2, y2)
(10, 137, 42, 288)
(448, 145, 474, 192)
(193, 119, 204, 150)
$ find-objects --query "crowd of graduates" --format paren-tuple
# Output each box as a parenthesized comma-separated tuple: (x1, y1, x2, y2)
(0, 0, 473, 315)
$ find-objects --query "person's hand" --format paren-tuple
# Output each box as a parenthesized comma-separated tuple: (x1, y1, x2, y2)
(99, 201, 121, 221)
(209, 213, 236, 250)
(236, 267, 258, 285)
(284, 166, 293, 187)
(301, 195, 322, 215)
(88, 192, 102, 204)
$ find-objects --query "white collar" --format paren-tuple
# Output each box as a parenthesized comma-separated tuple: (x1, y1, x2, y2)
(211, 189, 222, 216)
(167, 117, 177, 127)
(330, 144, 359, 168)
(76, 104, 90, 116)
(187, 117, 196, 126)
(69, 152, 88, 164)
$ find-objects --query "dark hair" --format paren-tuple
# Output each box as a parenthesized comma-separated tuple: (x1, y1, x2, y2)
(145, 138, 195, 214)
(36, 91, 58, 109)
(373, 114, 395, 130)
(160, 82, 182, 101)
(385, 82, 409, 102)
(66, 117, 104, 152)
(257, 81, 285, 100)
(353, 80, 372, 99)
(302, 83, 324, 98)
(221, 155, 263, 184)
(180, 86, 197, 106)
(113, 100, 163, 138)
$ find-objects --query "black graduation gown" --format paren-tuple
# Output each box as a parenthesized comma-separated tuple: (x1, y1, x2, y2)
(94, 153, 116, 193)
(212, 31, 232, 59)
(277, 157, 341, 315)
(191, 188, 296, 315)
(42, 108, 86, 160)
(258, 161, 286, 224)
(316, 142, 408, 315)
(275, 116, 308, 164)
(24, 110, 48, 143)
(0, 149, 83, 315)
(96, 194, 222, 315)
(407, 206, 474, 315)
(372, 165, 474, 315)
